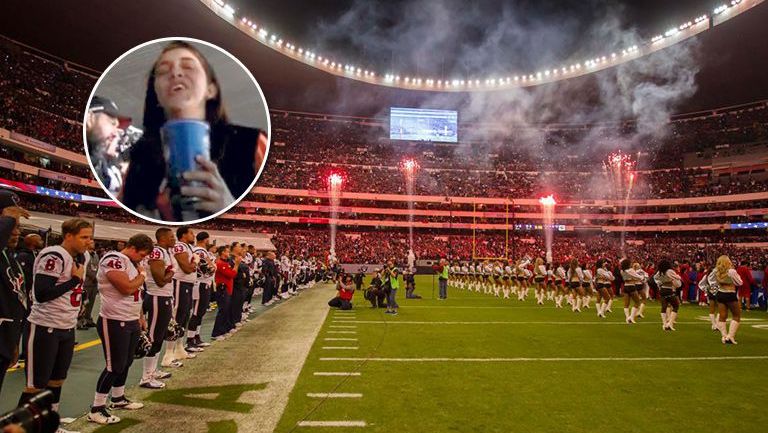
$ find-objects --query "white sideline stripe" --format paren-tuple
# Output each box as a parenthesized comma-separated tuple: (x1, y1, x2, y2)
(307, 393, 363, 398)
(336, 320, 722, 325)
(324, 338, 358, 341)
(322, 346, 359, 350)
(320, 355, 768, 362)
(314, 372, 362, 376)
(329, 325, 357, 328)
(298, 421, 367, 427)
(328, 331, 357, 334)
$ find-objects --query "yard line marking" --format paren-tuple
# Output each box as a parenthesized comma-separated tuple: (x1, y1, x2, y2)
(327, 331, 357, 334)
(6, 338, 101, 373)
(324, 338, 358, 341)
(322, 346, 359, 350)
(297, 421, 367, 427)
(314, 372, 362, 376)
(335, 320, 722, 325)
(306, 393, 363, 398)
(329, 325, 357, 328)
(320, 355, 768, 362)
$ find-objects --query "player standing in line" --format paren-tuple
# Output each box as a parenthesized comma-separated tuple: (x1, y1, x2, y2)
(18, 219, 91, 433)
(161, 227, 197, 367)
(139, 228, 176, 389)
(186, 232, 215, 352)
(87, 234, 153, 425)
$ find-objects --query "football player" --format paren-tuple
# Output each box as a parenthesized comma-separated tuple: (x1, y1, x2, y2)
(87, 234, 153, 425)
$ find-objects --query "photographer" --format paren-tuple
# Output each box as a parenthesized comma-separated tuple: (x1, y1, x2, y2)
(404, 267, 420, 299)
(364, 269, 386, 308)
(382, 260, 401, 315)
(328, 274, 354, 310)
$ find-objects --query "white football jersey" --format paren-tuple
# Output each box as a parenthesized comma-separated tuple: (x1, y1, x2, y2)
(27, 245, 82, 329)
(143, 246, 174, 297)
(171, 242, 196, 283)
(98, 251, 142, 321)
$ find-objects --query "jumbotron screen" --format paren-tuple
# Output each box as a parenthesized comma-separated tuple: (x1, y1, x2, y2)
(389, 107, 458, 143)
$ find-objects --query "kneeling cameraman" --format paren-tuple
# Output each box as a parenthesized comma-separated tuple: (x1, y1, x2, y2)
(364, 269, 387, 308)
(328, 274, 354, 310)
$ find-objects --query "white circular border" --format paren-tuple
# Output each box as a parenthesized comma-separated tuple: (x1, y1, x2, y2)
(82, 36, 271, 226)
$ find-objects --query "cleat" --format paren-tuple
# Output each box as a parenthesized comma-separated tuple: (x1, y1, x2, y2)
(88, 406, 121, 425)
(139, 378, 166, 389)
(110, 397, 144, 410)
(153, 370, 172, 380)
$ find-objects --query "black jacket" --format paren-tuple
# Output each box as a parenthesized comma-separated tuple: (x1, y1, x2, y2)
(122, 124, 263, 214)
(0, 247, 26, 360)
(14, 246, 36, 294)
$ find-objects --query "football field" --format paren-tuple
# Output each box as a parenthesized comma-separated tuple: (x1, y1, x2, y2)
(276, 275, 768, 433)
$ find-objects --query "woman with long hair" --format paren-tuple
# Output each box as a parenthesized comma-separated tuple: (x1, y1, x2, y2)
(633, 262, 649, 319)
(121, 41, 267, 221)
(554, 262, 566, 308)
(698, 263, 719, 331)
(620, 258, 644, 324)
(653, 259, 683, 331)
(533, 257, 547, 305)
(566, 258, 585, 313)
(594, 259, 615, 318)
(708, 255, 743, 344)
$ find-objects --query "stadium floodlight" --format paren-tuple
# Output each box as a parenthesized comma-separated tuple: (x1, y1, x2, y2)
(222, 3, 235, 17)
(215, 0, 225, 7)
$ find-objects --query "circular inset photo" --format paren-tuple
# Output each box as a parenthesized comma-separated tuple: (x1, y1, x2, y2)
(83, 37, 270, 224)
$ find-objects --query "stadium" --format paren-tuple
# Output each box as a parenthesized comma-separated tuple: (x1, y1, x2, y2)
(1, 0, 768, 432)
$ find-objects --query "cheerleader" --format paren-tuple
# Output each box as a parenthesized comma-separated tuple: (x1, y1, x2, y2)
(653, 259, 682, 331)
(633, 262, 649, 319)
(709, 255, 743, 344)
(566, 259, 584, 312)
(461, 262, 469, 289)
(554, 262, 566, 308)
(581, 262, 594, 309)
(545, 263, 555, 302)
(470, 262, 480, 292)
(502, 260, 513, 299)
(533, 258, 547, 305)
(594, 259, 615, 318)
(516, 257, 531, 301)
(492, 261, 503, 297)
(698, 263, 719, 331)
(620, 258, 644, 324)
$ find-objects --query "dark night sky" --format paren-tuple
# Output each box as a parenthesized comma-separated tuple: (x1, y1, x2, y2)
(1, 0, 767, 116)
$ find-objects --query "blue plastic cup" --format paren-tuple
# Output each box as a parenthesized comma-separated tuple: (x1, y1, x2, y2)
(161, 119, 210, 220)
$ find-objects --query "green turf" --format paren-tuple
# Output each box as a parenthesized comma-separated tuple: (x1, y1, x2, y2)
(275, 275, 768, 433)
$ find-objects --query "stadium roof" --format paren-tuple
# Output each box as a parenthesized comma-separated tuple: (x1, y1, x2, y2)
(2, 0, 768, 116)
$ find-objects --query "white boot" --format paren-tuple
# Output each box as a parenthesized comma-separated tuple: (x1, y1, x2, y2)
(660, 312, 668, 329)
(727, 320, 740, 344)
(666, 311, 677, 331)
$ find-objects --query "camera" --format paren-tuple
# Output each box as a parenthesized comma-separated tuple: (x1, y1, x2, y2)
(0, 390, 60, 433)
